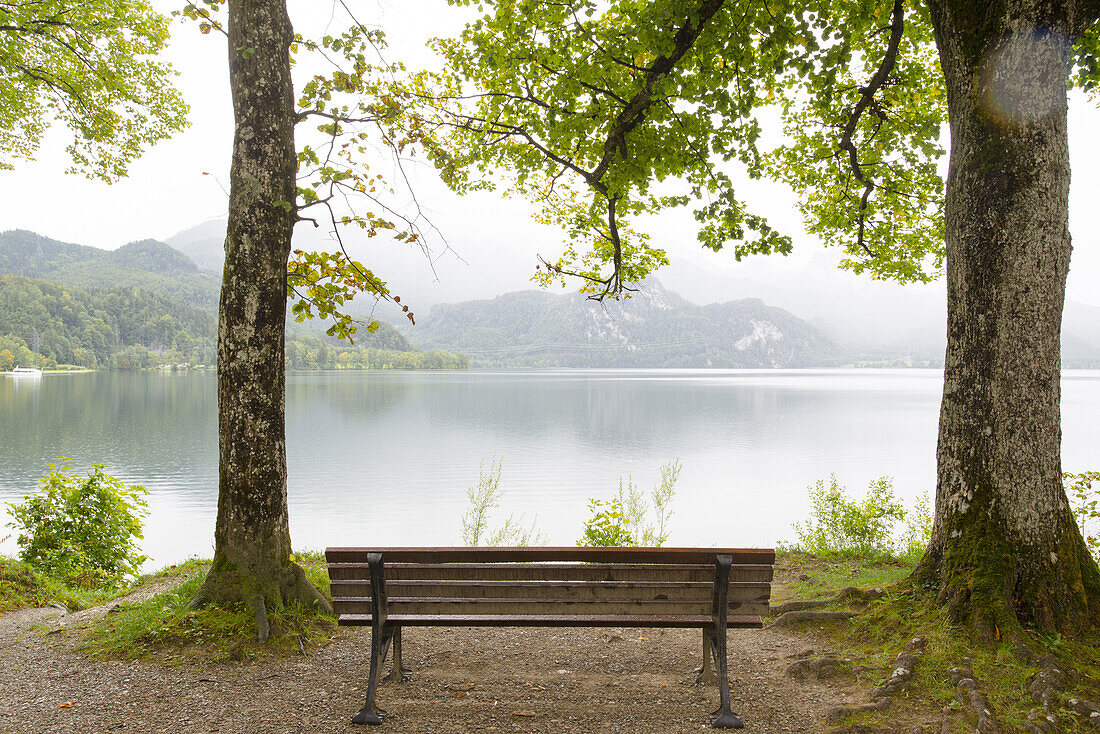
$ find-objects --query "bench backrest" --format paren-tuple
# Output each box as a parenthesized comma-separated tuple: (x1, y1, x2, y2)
(325, 547, 774, 628)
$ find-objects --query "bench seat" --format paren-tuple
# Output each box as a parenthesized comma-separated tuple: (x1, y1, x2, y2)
(325, 546, 774, 729)
(335, 613, 765, 627)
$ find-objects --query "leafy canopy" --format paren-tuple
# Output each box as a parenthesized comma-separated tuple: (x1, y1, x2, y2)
(423, 0, 1098, 294)
(0, 0, 188, 180)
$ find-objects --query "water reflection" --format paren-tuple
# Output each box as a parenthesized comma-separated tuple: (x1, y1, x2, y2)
(1, 369, 1097, 567)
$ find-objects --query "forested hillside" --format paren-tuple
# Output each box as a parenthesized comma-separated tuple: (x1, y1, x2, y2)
(0, 275, 213, 369)
(0, 231, 467, 371)
(0, 230, 220, 308)
(410, 280, 841, 367)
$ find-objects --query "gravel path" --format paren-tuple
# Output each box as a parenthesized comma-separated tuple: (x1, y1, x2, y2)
(0, 598, 860, 733)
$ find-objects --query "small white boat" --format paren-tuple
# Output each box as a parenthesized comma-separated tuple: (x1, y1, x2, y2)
(8, 366, 43, 377)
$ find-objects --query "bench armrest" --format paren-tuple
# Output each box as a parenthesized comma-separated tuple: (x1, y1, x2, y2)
(368, 552, 388, 627)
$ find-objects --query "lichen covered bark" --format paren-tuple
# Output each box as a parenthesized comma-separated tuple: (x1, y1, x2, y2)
(190, 0, 331, 638)
(916, 0, 1100, 636)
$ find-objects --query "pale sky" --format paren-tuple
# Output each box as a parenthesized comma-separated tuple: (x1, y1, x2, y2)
(1, 0, 1098, 309)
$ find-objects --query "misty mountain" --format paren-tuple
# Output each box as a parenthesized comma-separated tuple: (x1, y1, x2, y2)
(166, 219, 227, 271)
(162, 221, 1100, 367)
(0, 229, 221, 309)
(407, 280, 843, 368)
(659, 257, 1100, 367)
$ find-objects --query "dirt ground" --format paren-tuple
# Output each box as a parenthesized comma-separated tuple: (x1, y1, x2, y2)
(0, 592, 867, 734)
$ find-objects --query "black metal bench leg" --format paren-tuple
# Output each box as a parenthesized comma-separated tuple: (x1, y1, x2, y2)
(708, 554, 743, 729)
(384, 625, 412, 682)
(354, 552, 393, 726)
(708, 626, 743, 729)
(695, 628, 717, 684)
(353, 623, 394, 725)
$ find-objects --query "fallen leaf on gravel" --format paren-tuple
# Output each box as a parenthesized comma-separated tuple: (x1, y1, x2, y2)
(58, 702, 73, 708)
(512, 710, 537, 717)
(447, 683, 475, 691)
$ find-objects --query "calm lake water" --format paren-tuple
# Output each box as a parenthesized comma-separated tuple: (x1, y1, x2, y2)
(2, 369, 1098, 568)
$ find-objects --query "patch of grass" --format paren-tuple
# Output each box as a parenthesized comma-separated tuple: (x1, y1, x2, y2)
(832, 589, 1100, 731)
(773, 549, 916, 604)
(773, 556, 1100, 732)
(136, 556, 211, 585)
(85, 552, 336, 662)
(0, 555, 125, 612)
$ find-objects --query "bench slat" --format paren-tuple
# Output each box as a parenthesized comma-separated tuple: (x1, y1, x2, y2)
(327, 562, 774, 583)
(332, 597, 770, 617)
(335, 613, 765, 629)
(331, 580, 770, 603)
(326, 547, 775, 565)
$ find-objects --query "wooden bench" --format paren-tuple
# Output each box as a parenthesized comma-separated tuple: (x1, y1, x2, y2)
(325, 546, 774, 729)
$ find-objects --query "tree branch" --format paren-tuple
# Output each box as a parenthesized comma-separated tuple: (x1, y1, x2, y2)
(590, 0, 726, 182)
(837, 0, 905, 259)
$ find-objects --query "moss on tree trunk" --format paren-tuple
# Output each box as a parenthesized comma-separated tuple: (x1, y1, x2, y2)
(917, 0, 1100, 637)
(189, 0, 332, 639)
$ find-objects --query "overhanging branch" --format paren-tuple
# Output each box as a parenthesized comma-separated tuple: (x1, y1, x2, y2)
(837, 0, 905, 259)
(591, 0, 726, 182)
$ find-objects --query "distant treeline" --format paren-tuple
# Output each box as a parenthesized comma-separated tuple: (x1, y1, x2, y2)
(285, 336, 467, 371)
(0, 274, 466, 372)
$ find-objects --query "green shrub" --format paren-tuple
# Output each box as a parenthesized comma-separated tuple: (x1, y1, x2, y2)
(899, 492, 934, 560)
(577, 497, 636, 547)
(5, 460, 148, 586)
(460, 457, 546, 546)
(793, 475, 920, 559)
(578, 459, 680, 547)
(1066, 470, 1100, 559)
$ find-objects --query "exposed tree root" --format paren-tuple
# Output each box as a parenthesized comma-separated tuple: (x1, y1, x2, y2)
(1012, 643, 1100, 732)
(189, 558, 332, 642)
(769, 585, 884, 621)
(955, 676, 1001, 733)
(769, 610, 856, 628)
(825, 637, 924, 729)
(769, 599, 832, 615)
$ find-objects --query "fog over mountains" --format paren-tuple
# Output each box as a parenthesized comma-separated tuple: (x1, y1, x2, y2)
(408, 282, 841, 368)
(166, 219, 1100, 368)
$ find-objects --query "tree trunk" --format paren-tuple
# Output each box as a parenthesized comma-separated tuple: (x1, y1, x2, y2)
(916, 0, 1100, 636)
(190, 0, 331, 639)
